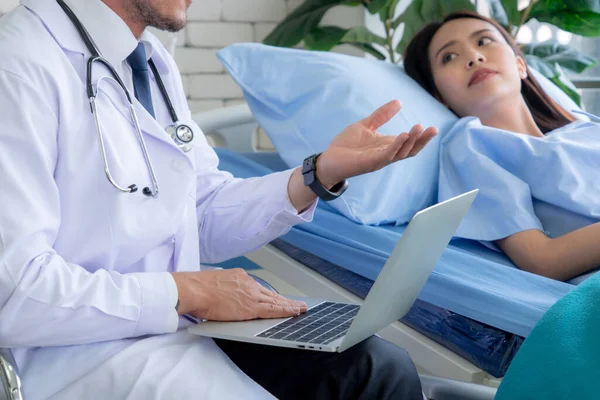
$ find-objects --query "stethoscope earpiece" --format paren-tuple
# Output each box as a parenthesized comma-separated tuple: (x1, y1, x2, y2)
(142, 187, 153, 197)
(128, 184, 138, 193)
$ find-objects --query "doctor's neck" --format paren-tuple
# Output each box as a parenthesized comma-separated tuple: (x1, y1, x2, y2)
(102, 0, 187, 38)
(474, 96, 544, 138)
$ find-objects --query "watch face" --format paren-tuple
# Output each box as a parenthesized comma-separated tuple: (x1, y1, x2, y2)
(302, 154, 317, 173)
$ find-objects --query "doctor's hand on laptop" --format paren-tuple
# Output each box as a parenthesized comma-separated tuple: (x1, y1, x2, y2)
(171, 268, 308, 321)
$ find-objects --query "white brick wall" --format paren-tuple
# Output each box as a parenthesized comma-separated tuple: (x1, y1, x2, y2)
(0, 0, 365, 114)
(186, 22, 254, 47)
(223, 0, 287, 22)
(181, 1, 365, 112)
(0, 0, 17, 13)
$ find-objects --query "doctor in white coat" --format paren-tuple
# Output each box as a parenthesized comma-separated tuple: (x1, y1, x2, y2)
(0, 0, 438, 399)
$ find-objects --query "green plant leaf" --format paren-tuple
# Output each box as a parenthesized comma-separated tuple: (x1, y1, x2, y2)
(348, 43, 387, 59)
(521, 39, 598, 73)
(304, 26, 348, 51)
(342, 26, 388, 46)
(420, 0, 476, 21)
(501, 0, 521, 26)
(549, 73, 581, 106)
(527, 1, 600, 36)
(379, 0, 400, 22)
(393, 0, 476, 55)
(488, 0, 510, 28)
(538, 11, 600, 37)
(365, 0, 393, 14)
(524, 54, 555, 76)
(488, 0, 520, 31)
(304, 26, 387, 56)
(262, 0, 356, 47)
(529, 0, 600, 15)
(525, 54, 581, 105)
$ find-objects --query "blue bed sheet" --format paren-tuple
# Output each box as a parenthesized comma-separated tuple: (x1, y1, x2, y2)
(269, 238, 523, 378)
(215, 147, 576, 338)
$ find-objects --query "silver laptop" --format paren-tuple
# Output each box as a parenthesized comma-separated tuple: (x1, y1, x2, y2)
(188, 189, 478, 353)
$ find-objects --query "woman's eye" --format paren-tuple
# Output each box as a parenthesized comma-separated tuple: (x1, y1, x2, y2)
(442, 53, 457, 64)
(478, 37, 492, 46)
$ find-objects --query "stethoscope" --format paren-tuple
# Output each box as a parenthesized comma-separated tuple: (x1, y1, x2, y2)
(56, 0, 195, 197)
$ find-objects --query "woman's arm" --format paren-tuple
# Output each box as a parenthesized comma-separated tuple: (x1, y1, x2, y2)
(496, 223, 600, 281)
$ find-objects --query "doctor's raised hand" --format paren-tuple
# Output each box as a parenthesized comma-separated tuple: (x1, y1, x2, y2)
(287, 99, 438, 211)
(172, 100, 437, 323)
(320, 100, 437, 183)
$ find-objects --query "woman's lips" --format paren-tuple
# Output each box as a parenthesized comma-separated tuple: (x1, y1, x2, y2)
(468, 68, 498, 86)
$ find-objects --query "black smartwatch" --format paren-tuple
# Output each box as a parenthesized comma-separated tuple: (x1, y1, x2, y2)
(302, 153, 349, 201)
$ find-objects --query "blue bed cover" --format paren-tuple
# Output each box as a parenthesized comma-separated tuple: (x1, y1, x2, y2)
(213, 148, 581, 376)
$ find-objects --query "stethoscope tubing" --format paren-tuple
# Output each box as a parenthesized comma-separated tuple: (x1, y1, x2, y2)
(56, 0, 194, 197)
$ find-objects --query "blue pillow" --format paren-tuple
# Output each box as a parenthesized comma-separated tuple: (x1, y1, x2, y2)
(217, 43, 456, 225)
(216, 43, 584, 225)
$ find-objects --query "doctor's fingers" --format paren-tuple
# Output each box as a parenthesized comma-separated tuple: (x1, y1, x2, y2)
(382, 125, 419, 162)
(397, 124, 425, 158)
(256, 301, 305, 319)
(391, 125, 435, 161)
(258, 288, 308, 310)
(406, 126, 438, 158)
(362, 100, 402, 131)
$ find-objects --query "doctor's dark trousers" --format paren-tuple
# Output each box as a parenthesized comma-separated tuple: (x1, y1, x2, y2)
(215, 335, 422, 400)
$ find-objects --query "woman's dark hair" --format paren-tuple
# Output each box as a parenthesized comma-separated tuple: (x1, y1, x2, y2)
(403, 10, 575, 133)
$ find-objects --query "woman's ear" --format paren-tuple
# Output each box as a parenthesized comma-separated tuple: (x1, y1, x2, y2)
(516, 55, 528, 79)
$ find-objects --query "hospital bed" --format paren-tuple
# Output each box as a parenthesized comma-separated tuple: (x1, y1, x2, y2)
(0, 106, 503, 400)
(0, 102, 579, 399)
(193, 103, 582, 388)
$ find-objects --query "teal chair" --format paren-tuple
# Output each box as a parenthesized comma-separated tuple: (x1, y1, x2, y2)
(496, 272, 600, 399)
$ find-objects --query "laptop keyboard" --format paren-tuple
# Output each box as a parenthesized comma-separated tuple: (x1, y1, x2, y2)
(256, 301, 359, 345)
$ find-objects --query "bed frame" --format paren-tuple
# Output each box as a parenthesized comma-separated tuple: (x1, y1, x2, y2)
(193, 104, 502, 388)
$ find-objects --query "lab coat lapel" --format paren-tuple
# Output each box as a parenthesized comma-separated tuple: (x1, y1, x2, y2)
(94, 76, 186, 154)
(21, 0, 84, 55)
(135, 101, 197, 173)
(122, 77, 196, 168)
(132, 99, 181, 150)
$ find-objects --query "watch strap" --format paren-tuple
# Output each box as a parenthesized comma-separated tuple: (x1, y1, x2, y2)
(302, 153, 349, 201)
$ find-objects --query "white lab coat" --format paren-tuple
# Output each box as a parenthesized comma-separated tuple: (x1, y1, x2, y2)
(0, 0, 315, 398)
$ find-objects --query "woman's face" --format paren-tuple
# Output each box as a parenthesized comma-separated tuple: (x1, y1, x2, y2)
(428, 18, 527, 118)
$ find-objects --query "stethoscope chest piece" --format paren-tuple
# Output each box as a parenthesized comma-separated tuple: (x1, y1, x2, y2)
(167, 123, 194, 152)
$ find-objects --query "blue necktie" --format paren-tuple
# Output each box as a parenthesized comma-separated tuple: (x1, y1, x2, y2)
(126, 43, 155, 118)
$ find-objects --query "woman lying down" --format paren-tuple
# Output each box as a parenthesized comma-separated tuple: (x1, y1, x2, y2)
(404, 11, 600, 282)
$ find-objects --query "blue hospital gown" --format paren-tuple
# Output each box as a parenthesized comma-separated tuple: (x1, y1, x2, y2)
(438, 117, 600, 247)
